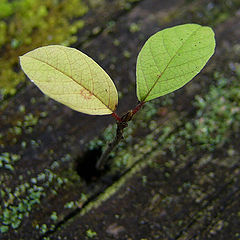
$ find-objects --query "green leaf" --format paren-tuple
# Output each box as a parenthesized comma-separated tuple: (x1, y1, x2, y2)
(136, 24, 216, 102)
(20, 45, 118, 115)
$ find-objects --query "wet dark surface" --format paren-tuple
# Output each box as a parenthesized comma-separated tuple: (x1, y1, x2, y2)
(1, 0, 240, 239)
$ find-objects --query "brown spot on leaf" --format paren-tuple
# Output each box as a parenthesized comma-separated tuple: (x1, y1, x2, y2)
(80, 89, 93, 100)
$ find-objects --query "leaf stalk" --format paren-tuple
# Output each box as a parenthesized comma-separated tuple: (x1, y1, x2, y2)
(96, 102, 145, 170)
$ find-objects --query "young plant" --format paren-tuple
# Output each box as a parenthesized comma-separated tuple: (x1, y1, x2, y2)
(19, 24, 216, 169)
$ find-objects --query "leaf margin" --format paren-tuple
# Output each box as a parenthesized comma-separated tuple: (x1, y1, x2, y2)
(19, 45, 118, 115)
(136, 23, 216, 102)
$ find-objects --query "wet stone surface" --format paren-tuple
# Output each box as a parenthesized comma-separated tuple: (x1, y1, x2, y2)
(1, 0, 240, 239)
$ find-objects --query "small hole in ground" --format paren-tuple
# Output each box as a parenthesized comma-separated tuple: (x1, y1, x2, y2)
(76, 147, 108, 183)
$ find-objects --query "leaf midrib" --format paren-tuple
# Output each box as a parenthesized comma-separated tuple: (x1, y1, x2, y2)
(23, 55, 113, 111)
(141, 26, 201, 102)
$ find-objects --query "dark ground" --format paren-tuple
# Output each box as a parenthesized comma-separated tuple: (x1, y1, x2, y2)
(1, 0, 240, 239)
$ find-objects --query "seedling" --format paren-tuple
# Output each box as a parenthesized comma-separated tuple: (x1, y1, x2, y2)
(20, 24, 216, 169)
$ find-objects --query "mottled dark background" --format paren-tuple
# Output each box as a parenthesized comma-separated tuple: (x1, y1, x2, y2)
(1, 0, 240, 239)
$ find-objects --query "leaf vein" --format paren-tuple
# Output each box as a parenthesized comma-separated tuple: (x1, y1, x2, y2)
(25, 55, 112, 111)
(142, 26, 201, 101)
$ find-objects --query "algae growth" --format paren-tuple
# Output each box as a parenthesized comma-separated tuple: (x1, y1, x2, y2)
(0, 0, 88, 97)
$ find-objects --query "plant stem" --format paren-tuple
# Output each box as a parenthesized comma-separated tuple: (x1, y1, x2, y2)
(95, 121, 128, 170)
(96, 102, 145, 170)
(111, 112, 121, 122)
(132, 101, 145, 115)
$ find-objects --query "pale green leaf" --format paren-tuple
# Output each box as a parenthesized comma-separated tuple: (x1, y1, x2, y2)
(136, 24, 216, 102)
(20, 45, 118, 115)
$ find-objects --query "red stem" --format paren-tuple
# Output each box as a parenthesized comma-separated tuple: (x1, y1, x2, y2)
(132, 102, 145, 115)
(112, 101, 145, 122)
(97, 102, 145, 169)
(112, 112, 121, 122)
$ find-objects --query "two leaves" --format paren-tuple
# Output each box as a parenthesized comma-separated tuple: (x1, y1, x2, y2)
(20, 24, 216, 115)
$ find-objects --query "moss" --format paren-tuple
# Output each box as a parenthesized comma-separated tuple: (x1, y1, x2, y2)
(123, 49, 131, 58)
(0, 152, 20, 172)
(0, 166, 69, 234)
(86, 228, 97, 238)
(186, 0, 240, 26)
(163, 71, 240, 154)
(0, 0, 88, 97)
(0, 184, 45, 232)
(1, 109, 49, 147)
(129, 22, 141, 33)
(50, 212, 58, 222)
